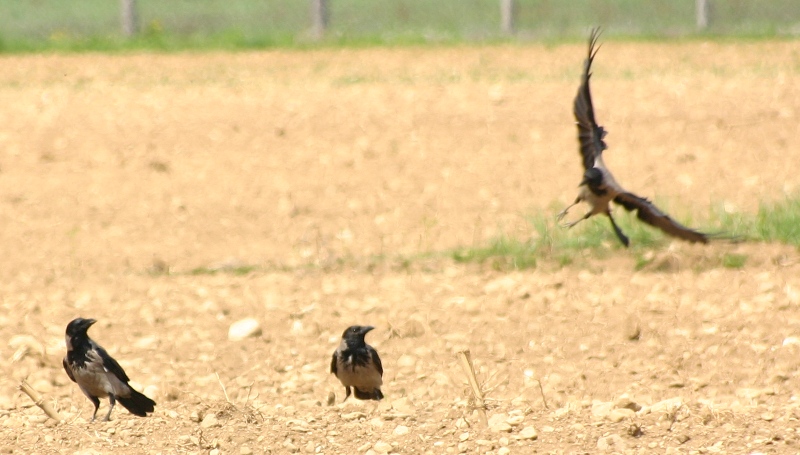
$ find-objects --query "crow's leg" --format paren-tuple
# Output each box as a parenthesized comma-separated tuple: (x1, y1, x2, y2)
(88, 395, 101, 422)
(561, 210, 593, 229)
(606, 212, 630, 247)
(103, 395, 116, 422)
(556, 198, 582, 222)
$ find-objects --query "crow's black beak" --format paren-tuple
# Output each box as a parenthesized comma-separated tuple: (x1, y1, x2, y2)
(81, 318, 97, 330)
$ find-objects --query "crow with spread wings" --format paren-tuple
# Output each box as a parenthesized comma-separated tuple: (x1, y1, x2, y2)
(557, 29, 709, 247)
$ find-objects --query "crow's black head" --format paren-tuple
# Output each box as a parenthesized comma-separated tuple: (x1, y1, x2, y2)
(65, 318, 97, 337)
(580, 167, 604, 190)
(341, 325, 374, 343)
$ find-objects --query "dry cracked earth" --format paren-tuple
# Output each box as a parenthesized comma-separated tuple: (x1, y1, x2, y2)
(0, 41, 799, 454)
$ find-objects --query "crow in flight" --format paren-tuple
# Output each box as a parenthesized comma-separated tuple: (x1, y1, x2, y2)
(557, 28, 709, 247)
(331, 325, 384, 401)
(63, 318, 156, 421)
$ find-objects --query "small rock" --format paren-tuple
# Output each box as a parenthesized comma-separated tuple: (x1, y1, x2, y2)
(597, 434, 625, 452)
(190, 411, 201, 422)
(498, 448, 511, 455)
(608, 408, 635, 422)
(240, 447, 253, 455)
(304, 441, 315, 453)
(649, 397, 683, 414)
(133, 336, 158, 350)
(490, 422, 512, 433)
(615, 395, 642, 412)
(506, 415, 524, 426)
(782, 337, 800, 347)
(373, 441, 392, 454)
(397, 354, 417, 368)
(488, 413, 508, 427)
(517, 426, 538, 440)
(282, 439, 299, 453)
(200, 414, 220, 428)
(369, 417, 384, 428)
(228, 318, 262, 341)
(761, 412, 774, 422)
(459, 432, 470, 442)
(676, 434, 690, 444)
(342, 412, 366, 421)
(393, 425, 410, 436)
(591, 400, 614, 418)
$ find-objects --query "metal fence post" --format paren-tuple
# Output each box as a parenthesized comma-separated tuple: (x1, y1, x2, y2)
(311, 0, 329, 39)
(120, 0, 138, 37)
(500, 0, 516, 34)
(696, 0, 710, 30)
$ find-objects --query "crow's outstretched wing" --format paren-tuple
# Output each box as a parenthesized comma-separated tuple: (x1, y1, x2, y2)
(614, 192, 709, 243)
(574, 28, 608, 171)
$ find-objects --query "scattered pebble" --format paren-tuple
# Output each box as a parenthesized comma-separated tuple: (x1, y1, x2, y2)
(591, 401, 614, 418)
(597, 434, 625, 452)
(228, 318, 262, 341)
(200, 414, 219, 429)
(517, 426, 537, 440)
(490, 422, 512, 433)
(342, 412, 366, 421)
(615, 395, 642, 412)
(609, 408, 635, 422)
(506, 415, 524, 426)
(397, 354, 417, 368)
(372, 441, 392, 454)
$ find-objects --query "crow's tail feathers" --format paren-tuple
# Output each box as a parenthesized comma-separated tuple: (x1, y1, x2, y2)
(118, 389, 156, 417)
(354, 387, 383, 401)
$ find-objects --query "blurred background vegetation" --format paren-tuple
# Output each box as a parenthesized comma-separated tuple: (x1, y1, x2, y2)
(0, 0, 798, 52)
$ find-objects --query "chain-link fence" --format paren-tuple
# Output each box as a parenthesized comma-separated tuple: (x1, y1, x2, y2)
(1, 0, 798, 50)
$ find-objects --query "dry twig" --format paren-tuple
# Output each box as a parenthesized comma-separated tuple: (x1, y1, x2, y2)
(215, 373, 232, 405)
(18, 379, 63, 422)
(457, 349, 488, 427)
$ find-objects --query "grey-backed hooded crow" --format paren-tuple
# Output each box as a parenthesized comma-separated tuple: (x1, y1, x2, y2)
(557, 28, 709, 247)
(63, 318, 156, 421)
(330, 325, 384, 401)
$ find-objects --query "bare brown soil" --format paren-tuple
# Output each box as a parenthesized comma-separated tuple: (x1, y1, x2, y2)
(1, 41, 800, 454)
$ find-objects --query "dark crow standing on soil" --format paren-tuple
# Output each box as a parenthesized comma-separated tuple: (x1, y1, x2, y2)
(63, 318, 156, 421)
(557, 28, 710, 247)
(331, 325, 384, 401)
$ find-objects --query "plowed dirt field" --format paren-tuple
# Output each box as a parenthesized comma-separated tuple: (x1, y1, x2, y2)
(1, 41, 800, 454)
